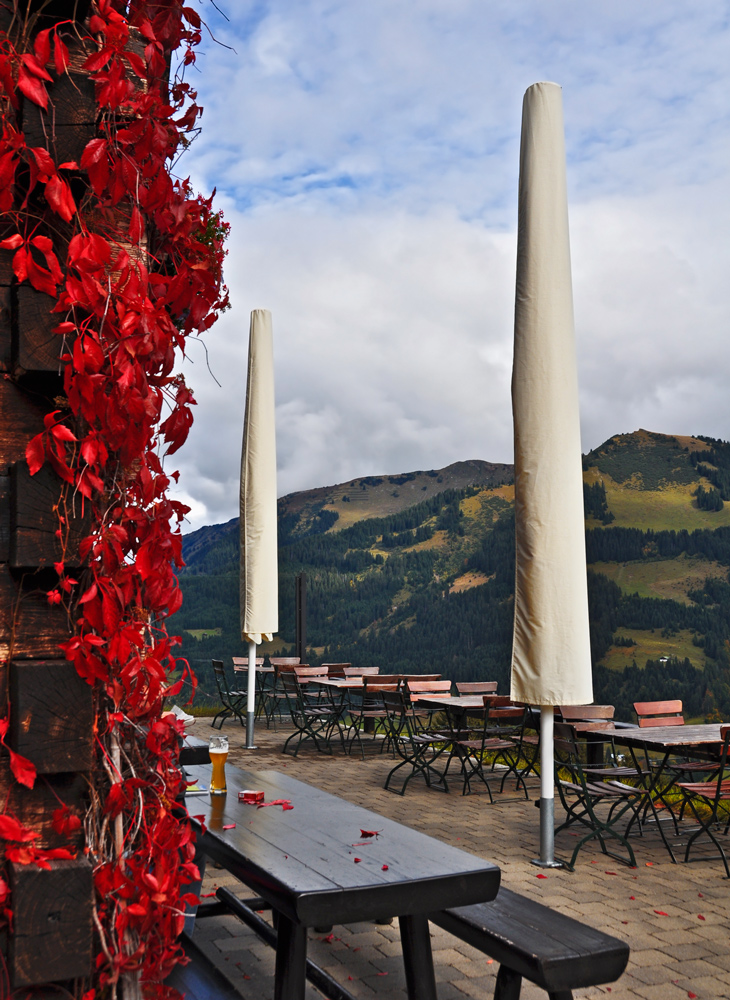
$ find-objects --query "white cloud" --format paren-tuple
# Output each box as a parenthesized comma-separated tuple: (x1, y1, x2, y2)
(170, 0, 730, 530)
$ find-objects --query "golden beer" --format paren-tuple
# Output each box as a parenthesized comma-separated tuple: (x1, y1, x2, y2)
(209, 736, 229, 794)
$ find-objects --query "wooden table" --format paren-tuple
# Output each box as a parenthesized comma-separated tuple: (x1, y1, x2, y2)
(603, 723, 725, 759)
(185, 763, 501, 1000)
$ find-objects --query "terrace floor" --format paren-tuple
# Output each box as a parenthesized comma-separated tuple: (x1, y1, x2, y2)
(183, 717, 730, 1000)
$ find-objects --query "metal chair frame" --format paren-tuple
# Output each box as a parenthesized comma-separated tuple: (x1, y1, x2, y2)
(211, 659, 247, 730)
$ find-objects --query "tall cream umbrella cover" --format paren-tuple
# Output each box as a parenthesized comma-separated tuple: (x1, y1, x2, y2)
(240, 309, 278, 644)
(510, 82, 592, 707)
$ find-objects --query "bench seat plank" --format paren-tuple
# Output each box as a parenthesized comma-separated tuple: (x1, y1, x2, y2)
(165, 933, 242, 999)
(431, 887, 629, 994)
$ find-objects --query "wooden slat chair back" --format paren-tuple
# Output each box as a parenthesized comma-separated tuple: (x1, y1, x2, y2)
(363, 675, 403, 688)
(456, 681, 498, 695)
(231, 656, 264, 668)
(634, 700, 684, 727)
(405, 680, 452, 700)
(343, 666, 380, 676)
(560, 704, 615, 731)
(399, 674, 442, 683)
(322, 663, 350, 677)
(293, 665, 324, 678)
(269, 657, 301, 665)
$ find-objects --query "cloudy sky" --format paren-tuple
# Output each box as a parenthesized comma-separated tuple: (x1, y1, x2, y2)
(171, 0, 730, 531)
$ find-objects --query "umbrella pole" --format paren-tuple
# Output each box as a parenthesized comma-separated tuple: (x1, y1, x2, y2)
(246, 640, 257, 748)
(532, 706, 563, 868)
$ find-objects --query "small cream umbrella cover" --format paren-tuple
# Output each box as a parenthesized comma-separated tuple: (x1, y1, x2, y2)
(240, 309, 278, 746)
(510, 82, 593, 861)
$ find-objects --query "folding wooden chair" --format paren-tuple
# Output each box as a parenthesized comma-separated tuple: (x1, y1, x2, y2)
(554, 722, 660, 869)
(211, 659, 246, 730)
(634, 699, 721, 826)
(677, 726, 730, 876)
(382, 690, 450, 795)
(346, 681, 399, 758)
(403, 679, 452, 731)
(280, 672, 345, 756)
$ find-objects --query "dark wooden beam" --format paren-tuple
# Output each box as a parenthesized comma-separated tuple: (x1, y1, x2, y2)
(0, 762, 86, 851)
(0, 565, 72, 660)
(0, 377, 53, 474)
(9, 659, 93, 773)
(10, 462, 89, 567)
(14, 286, 63, 374)
(9, 857, 93, 986)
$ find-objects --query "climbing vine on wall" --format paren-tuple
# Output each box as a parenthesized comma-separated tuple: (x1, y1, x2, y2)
(0, 0, 228, 994)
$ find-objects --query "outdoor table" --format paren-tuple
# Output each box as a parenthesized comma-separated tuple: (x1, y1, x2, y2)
(602, 723, 725, 761)
(598, 723, 727, 861)
(184, 762, 501, 1000)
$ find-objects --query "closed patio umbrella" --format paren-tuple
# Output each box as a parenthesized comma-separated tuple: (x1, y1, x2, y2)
(240, 309, 278, 748)
(510, 82, 593, 865)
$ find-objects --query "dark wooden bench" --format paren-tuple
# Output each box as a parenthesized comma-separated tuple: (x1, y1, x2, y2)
(165, 931, 242, 999)
(430, 887, 630, 1000)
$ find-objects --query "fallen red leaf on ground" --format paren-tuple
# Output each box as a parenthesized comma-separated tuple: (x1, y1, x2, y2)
(536, 873, 548, 879)
(654, 910, 668, 916)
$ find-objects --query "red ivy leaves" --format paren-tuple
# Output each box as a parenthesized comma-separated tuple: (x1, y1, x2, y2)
(1, 1, 226, 993)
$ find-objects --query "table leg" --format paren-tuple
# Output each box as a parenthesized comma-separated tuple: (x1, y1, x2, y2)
(274, 915, 307, 1000)
(399, 913, 438, 1000)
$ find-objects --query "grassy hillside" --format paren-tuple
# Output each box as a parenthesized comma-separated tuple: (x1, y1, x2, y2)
(174, 431, 730, 721)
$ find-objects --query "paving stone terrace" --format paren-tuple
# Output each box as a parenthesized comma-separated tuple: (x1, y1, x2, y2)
(183, 717, 730, 1000)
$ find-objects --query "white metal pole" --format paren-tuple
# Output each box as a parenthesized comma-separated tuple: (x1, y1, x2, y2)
(533, 705, 562, 867)
(246, 640, 257, 748)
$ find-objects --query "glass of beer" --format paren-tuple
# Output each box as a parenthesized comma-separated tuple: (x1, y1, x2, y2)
(209, 735, 229, 794)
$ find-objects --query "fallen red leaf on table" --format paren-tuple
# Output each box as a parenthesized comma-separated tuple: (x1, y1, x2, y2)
(354, 858, 362, 863)
(360, 829, 380, 837)
(688, 993, 697, 999)
(645, 862, 654, 866)
(201, 891, 217, 898)
(323, 934, 335, 943)
(605, 871, 617, 875)
(630, 896, 635, 900)
(536, 874, 548, 879)
(486, 959, 493, 965)
(622, 921, 628, 924)
(697, 914, 705, 920)
(381, 865, 389, 870)
(222, 823, 236, 830)
(654, 910, 668, 916)
(698, 892, 703, 897)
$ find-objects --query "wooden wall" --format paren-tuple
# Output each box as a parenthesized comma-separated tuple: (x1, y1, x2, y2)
(2, 1, 96, 988)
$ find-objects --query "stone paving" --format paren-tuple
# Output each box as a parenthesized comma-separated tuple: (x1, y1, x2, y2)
(184, 717, 730, 1000)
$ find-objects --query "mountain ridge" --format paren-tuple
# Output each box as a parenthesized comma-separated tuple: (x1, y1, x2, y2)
(176, 430, 730, 721)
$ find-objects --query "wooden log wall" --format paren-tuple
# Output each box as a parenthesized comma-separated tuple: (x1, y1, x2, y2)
(2, 1, 97, 989)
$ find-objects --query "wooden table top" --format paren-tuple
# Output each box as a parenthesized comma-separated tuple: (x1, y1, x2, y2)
(184, 764, 500, 927)
(416, 695, 484, 709)
(604, 723, 725, 748)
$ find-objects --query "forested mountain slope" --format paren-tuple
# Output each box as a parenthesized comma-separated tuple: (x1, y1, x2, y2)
(175, 433, 730, 721)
